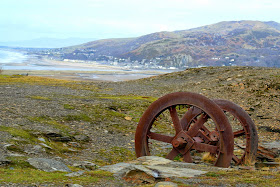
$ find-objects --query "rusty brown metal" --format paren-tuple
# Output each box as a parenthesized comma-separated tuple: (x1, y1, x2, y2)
(213, 99, 258, 165)
(135, 92, 234, 168)
(181, 99, 258, 165)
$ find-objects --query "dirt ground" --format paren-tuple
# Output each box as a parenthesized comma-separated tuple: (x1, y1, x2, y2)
(0, 66, 280, 186)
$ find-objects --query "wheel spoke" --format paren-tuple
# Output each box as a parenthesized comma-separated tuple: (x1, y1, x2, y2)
(200, 125, 211, 135)
(183, 151, 193, 163)
(193, 142, 218, 154)
(180, 107, 202, 130)
(166, 148, 180, 160)
(232, 154, 241, 164)
(186, 114, 209, 137)
(148, 132, 173, 143)
(169, 106, 182, 134)
(234, 129, 246, 138)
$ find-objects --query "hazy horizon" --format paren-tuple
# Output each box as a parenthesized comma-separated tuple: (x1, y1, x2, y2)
(1, 0, 280, 44)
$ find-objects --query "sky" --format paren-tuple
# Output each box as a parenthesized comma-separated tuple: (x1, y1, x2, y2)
(1, 0, 280, 42)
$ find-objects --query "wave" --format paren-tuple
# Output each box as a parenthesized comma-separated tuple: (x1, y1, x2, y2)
(0, 49, 28, 64)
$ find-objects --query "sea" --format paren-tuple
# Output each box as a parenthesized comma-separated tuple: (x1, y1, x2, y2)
(0, 49, 103, 71)
(0, 49, 177, 81)
(0, 49, 28, 68)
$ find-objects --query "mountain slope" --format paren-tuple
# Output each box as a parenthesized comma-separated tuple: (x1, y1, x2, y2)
(49, 20, 280, 68)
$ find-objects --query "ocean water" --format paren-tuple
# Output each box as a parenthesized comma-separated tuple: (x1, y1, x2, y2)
(0, 49, 177, 81)
(0, 49, 28, 65)
(0, 49, 110, 71)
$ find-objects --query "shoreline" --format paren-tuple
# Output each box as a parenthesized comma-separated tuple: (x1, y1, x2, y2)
(0, 51, 178, 81)
(1, 69, 169, 82)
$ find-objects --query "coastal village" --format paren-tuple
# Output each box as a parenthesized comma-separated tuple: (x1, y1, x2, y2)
(31, 47, 240, 70)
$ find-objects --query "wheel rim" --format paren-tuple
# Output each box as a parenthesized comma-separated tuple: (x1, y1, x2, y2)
(213, 99, 258, 165)
(181, 99, 258, 165)
(135, 92, 234, 168)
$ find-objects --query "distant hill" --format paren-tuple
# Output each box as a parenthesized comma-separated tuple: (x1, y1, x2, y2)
(44, 21, 280, 68)
(0, 37, 96, 48)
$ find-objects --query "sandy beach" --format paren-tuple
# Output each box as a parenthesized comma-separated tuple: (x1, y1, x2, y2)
(1, 57, 174, 81)
(0, 50, 177, 81)
(2, 69, 166, 81)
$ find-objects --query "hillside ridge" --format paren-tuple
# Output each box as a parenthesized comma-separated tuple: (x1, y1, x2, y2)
(37, 20, 280, 69)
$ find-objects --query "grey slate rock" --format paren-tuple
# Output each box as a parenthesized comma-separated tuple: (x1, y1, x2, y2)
(24, 145, 45, 154)
(65, 184, 84, 187)
(27, 158, 71, 172)
(262, 141, 280, 155)
(0, 145, 10, 166)
(73, 161, 99, 170)
(137, 156, 173, 165)
(0, 158, 11, 166)
(100, 156, 207, 179)
(65, 170, 85, 177)
(44, 132, 72, 142)
(74, 135, 90, 142)
(155, 181, 178, 187)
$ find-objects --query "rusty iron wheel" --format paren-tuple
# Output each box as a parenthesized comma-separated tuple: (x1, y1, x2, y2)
(213, 99, 258, 165)
(181, 99, 258, 165)
(135, 92, 234, 168)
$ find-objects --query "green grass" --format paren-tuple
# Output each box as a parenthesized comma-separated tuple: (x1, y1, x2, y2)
(64, 113, 92, 122)
(95, 146, 135, 165)
(0, 156, 114, 185)
(63, 104, 75, 110)
(97, 94, 157, 102)
(28, 95, 51, 101)
(0, 74, 98, 91)
(197, 170, 280, 186)
(0, 167, 114, 185)
(0, 126, 37, 143)
(27, 116, 70, 133)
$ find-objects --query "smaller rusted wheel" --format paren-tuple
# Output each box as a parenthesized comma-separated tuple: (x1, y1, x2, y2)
(213, 100, 258, 165)
(182, 99, 258, 165)
(135, 92, 234, 168)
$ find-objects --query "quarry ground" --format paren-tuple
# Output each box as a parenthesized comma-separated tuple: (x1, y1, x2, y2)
(0, 66, 280, 186)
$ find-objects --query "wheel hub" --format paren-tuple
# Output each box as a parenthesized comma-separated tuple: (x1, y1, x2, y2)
(171, 131, 194, 154)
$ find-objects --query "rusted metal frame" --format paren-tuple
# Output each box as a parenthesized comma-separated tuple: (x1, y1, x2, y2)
(135, 92, 234, 168)
(186, 113, 209, 137)
(147, 132, 173, 143)
(193, 142, 218, 154)
(168, 106, 183, 134)
(213, 99, 258, 165)
(233, 129, 246, 137)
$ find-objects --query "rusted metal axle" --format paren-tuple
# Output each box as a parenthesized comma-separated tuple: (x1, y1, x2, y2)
(135, 92, 258, 168)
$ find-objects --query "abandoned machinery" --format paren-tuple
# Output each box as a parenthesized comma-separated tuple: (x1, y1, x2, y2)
(135, 92, 258, 168)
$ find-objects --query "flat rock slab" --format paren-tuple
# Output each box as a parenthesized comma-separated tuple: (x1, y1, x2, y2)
(0, 146, 10, 166)
(262, 141, 280, 150)
(27, 158, 71, 172)
(155, 181, 178, 187)
(146, 165, 207, 178)
(100, 156, 207, 179)
(65, 170, 85, 177)
(136, 156, 173, 166)
(100, 162, 131, 173)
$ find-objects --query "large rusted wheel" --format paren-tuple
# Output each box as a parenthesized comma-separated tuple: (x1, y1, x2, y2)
(182, 99, 258, 165)
(135, 92, 234, 168)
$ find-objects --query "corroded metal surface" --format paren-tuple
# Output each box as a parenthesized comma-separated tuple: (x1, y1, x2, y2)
(182, 99, 258, 165)
(135, 92, 258, 168)
(213, 99, 258, 165)
(135, 92, 234, 168)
